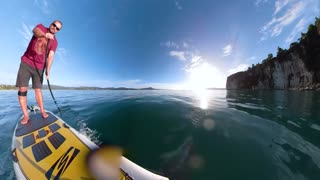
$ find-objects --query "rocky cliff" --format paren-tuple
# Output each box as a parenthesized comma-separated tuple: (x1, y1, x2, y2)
(226, 17, 320, 90)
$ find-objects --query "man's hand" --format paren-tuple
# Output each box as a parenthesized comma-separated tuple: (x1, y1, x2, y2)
(45, 71, 50, 80)
(45, 33, 54, 40)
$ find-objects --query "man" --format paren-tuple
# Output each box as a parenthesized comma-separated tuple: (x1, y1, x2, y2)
(16, 20, 63, 124)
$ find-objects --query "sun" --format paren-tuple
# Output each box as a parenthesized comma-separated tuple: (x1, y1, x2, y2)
(185, 62, 225, 90)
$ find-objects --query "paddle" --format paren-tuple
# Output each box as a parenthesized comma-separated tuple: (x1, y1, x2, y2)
(45, 39, 61, 114)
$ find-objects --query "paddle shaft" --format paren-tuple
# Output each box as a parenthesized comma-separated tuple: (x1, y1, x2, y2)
(45, 39, 61, 113)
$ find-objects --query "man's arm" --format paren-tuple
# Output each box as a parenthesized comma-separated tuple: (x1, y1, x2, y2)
(32, 26, 54, 39)
(32, 27, 46, 38)
(45, 50, 55, 79)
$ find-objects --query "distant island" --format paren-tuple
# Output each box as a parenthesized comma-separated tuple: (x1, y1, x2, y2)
(0, 84, 159, 90)
(226, 17, 320, 91)
(206, 88, 226, 90)
(0, 84, 226, 90)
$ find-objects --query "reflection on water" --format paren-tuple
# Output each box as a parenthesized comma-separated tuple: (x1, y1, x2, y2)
(1, 90, 319, 180)
(226, 90, 320, 147)
(190, 90, 224, 132)
(225, 90, 320, 180)
(275, 142, 320, 179)
(192, 89, 209, 109)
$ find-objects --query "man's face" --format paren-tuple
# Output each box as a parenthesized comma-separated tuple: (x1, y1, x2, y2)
(49, 21, 62, 34)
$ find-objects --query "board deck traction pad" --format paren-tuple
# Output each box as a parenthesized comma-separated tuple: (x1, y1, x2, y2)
(12, 108, 168, 180)
(12, 111, 95, 179)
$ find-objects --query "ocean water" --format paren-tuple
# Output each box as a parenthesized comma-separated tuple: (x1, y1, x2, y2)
(0, 89, 319, 180)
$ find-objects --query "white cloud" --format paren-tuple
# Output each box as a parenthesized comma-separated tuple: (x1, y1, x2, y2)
(19, 23, 33, 47)
(170, 51, 186, 61)
(287, 1, 318, 43)
(162, 41, 180, 49)
(184, 55, 203, 73)
(286, 18, 306, 43)
(191, 56, 201, 63)
(274, 0, 290, 15)
(163, 41, 193, 62)
(161, 40, 192, 50)
(222, 44, 232, 57)
(163, 41, 227, 88)
(34, 0, 50, 14)
(227, 64, 250, 76)
(260, 0, 319, 42)
(174, 0, 183, 10)
(255, 0, 269, 6)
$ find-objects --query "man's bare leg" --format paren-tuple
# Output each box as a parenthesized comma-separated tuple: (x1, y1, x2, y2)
(18, 87, 29, 124)
(34, 88, 48, 118)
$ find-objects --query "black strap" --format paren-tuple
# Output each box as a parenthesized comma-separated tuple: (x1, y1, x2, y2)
(18, 91, 27, 96)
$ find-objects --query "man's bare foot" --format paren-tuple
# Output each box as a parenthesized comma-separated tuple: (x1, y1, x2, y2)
(20, 116, 29, 125)
(41, 112, 49, 118)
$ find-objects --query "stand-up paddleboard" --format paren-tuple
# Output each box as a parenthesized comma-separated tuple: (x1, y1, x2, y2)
(11, 106, 169, 180)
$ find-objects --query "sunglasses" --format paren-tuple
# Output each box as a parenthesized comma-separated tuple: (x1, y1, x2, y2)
(52, 23, 60, 31)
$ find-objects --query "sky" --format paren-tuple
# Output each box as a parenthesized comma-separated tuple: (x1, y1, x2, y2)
(0, 0, 319, 89)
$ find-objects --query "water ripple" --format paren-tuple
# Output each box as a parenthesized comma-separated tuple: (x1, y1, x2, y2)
(0, 90, 319, 180)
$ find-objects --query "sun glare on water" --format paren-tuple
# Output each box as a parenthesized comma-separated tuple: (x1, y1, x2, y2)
(184, 62, 225, 109)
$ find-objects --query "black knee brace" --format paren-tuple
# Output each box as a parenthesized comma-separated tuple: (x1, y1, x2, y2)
(18, 91, 27, 96)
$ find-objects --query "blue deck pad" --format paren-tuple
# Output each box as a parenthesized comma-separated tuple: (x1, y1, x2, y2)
(22, 133, 35, 149)
(48, 132, 66, 149)
(15, 112, 58, 137)
(32, 140, 52, 162)
(38, 129, 48, 138)
(49, 123, 61, 133)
